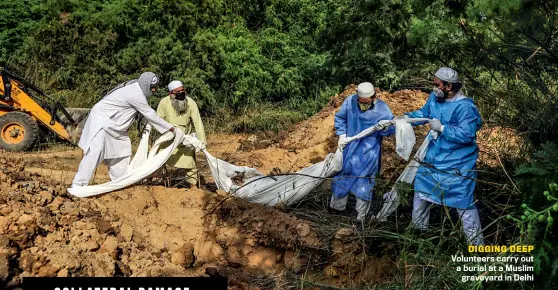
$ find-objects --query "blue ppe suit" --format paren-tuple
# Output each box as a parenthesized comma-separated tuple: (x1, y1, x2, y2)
(332, 94, 395, 201)
(406, 92, 483, 209)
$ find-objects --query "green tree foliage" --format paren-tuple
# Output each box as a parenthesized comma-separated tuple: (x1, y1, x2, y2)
(407, 0, 558, 146)
(320, 0, 414, 89)
(4, 0, 338, 120)
(514, 143, 558, 287)
(0, 0, 41, 62)
(319, 0, 557, 146)
(3, 0, 558, 143)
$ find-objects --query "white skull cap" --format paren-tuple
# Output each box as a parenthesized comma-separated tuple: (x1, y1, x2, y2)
(168, 80, 183, 91)
(435, 67, 459, 83)
(357, 82, 375, 98)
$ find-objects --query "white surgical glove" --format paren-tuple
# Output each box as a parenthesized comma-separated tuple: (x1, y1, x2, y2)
(377, 120, 393, 131)
(429, 118, 443, 132)
(337, 134, 347, 150)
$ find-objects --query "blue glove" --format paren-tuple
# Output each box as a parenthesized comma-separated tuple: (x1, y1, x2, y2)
(429, 118, 443, 132)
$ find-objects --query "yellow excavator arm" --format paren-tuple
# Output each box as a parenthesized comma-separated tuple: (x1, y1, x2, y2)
(0, 78, 70, 140)
(0, 67, 87, 151)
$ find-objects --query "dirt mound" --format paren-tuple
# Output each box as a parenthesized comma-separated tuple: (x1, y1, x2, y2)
(213, 86, 430, 176)
(15, 148, 110, 185)
(0, 151, 395, 289)
(211, 86, 523, 177)
(269, 86, 428, 153)
(477, 126, 524, 167)
(0, 152, 199, 287)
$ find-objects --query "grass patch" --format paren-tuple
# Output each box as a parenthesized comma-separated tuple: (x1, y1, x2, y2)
(203, 85, 340, 134)
(202, 104, 305, 134)
(230, 108, 304, 133)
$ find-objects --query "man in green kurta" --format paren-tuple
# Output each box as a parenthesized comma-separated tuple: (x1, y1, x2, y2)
(157, 80, 207, 187)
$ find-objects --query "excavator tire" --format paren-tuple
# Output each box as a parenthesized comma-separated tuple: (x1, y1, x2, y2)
(0, 112, 39, 151)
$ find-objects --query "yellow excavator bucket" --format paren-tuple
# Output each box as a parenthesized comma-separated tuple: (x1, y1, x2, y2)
(61, 107, 91, 143)
(0, 67, 90, 151)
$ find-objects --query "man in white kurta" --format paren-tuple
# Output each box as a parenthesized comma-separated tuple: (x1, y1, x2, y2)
(71, 72, 175, 187)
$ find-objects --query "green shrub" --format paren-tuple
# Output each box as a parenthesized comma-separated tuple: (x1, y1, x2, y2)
(230, 106, 304, 133)
(513, 143, 558, 287)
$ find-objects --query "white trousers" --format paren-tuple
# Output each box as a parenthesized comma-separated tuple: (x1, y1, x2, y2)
(330, 194, 371, 221)
(411, 194, 484, 245)
(72, 131, 130, 187)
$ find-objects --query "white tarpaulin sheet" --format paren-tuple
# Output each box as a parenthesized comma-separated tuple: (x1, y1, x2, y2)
(68, 126, 184, 197)
(203, 148, 343, 206)
(374, 131, 432, 221)
(68, 118, 430, 221)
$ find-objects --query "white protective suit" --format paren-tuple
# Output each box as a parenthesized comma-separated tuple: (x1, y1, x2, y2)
(71, 72, 173, 187)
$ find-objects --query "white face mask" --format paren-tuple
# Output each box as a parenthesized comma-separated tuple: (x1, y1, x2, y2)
(433, 87, 448, 102)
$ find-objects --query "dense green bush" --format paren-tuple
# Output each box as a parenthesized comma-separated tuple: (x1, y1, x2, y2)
(406, 0, 558, 146)
(2, 0, 338, 120)
(3, 0, 557, 147)
(513, 143, 558, 288)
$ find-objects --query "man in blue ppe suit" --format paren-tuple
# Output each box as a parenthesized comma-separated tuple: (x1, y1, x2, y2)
(398, 67, 484, 245)
(331, 82, 395, 222)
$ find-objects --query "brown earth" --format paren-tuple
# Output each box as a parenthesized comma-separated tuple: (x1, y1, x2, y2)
(0, 152, 396, 289)
(0, 86, 523, 289)
(210, 85, 522, 177)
